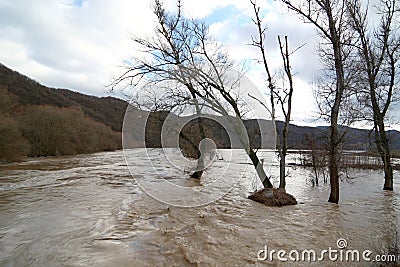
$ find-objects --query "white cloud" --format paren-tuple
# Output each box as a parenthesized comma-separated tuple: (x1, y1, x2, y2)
(175, 0, 257, 19)
(0, 0, 155, 95)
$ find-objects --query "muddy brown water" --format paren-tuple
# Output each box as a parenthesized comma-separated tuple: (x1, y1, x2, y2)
(0, 149, 399, 266)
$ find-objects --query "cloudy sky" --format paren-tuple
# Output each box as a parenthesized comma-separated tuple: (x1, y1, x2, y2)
(0, 0, 398, 129)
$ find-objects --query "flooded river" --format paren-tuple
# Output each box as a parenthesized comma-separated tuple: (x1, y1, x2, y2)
(0, 149, 399, 266)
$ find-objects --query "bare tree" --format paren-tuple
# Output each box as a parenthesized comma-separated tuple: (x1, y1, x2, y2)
(250, 0, 297, 191)
(346, 0, 400, 190)
(280, 0, 358, 203)
(276, 36, 296, 190)
(112, 0, 212, 179)
(113, 0, 275, 188)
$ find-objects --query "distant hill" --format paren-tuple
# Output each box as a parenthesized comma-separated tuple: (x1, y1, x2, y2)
(0, 63, 127, 131)
(1, 63, 399, 156)
(273, 121, 400, 152)
(0, 64, 123, 161)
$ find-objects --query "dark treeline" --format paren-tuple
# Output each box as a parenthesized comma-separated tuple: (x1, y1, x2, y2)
(143, 112, 400, 153)
(0, 87, 121, 161)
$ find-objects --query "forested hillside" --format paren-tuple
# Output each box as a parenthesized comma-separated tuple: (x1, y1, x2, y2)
(0, 64, 122, 161)
(0, 63, 127, 131)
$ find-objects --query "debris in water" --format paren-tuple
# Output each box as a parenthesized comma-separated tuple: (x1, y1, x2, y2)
(248, 188, 297, 206)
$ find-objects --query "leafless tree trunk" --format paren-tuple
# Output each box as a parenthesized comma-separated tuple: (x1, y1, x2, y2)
(346, 0, 400, 190)
(250, 1, 296, 190)
(277, 36, 295, 189)
(281, 0, 355, 203)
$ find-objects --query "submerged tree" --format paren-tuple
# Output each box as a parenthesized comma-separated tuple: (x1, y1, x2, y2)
(113, 0, 210, 179)
(281, 0, 358, 203)
(250, 0, 296, 191)
(113, 0, 275, 188)
(346, 0, 400, 190)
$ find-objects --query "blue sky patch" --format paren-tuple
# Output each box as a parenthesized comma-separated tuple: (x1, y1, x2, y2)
(205, 5, 239, 24)
(73, 0, 84, 7)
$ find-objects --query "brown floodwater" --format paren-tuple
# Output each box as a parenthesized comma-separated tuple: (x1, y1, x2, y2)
(0, 149, 399, 266)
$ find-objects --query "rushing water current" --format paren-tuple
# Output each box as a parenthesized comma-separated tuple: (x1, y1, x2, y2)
(0, 149, 399, 266)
